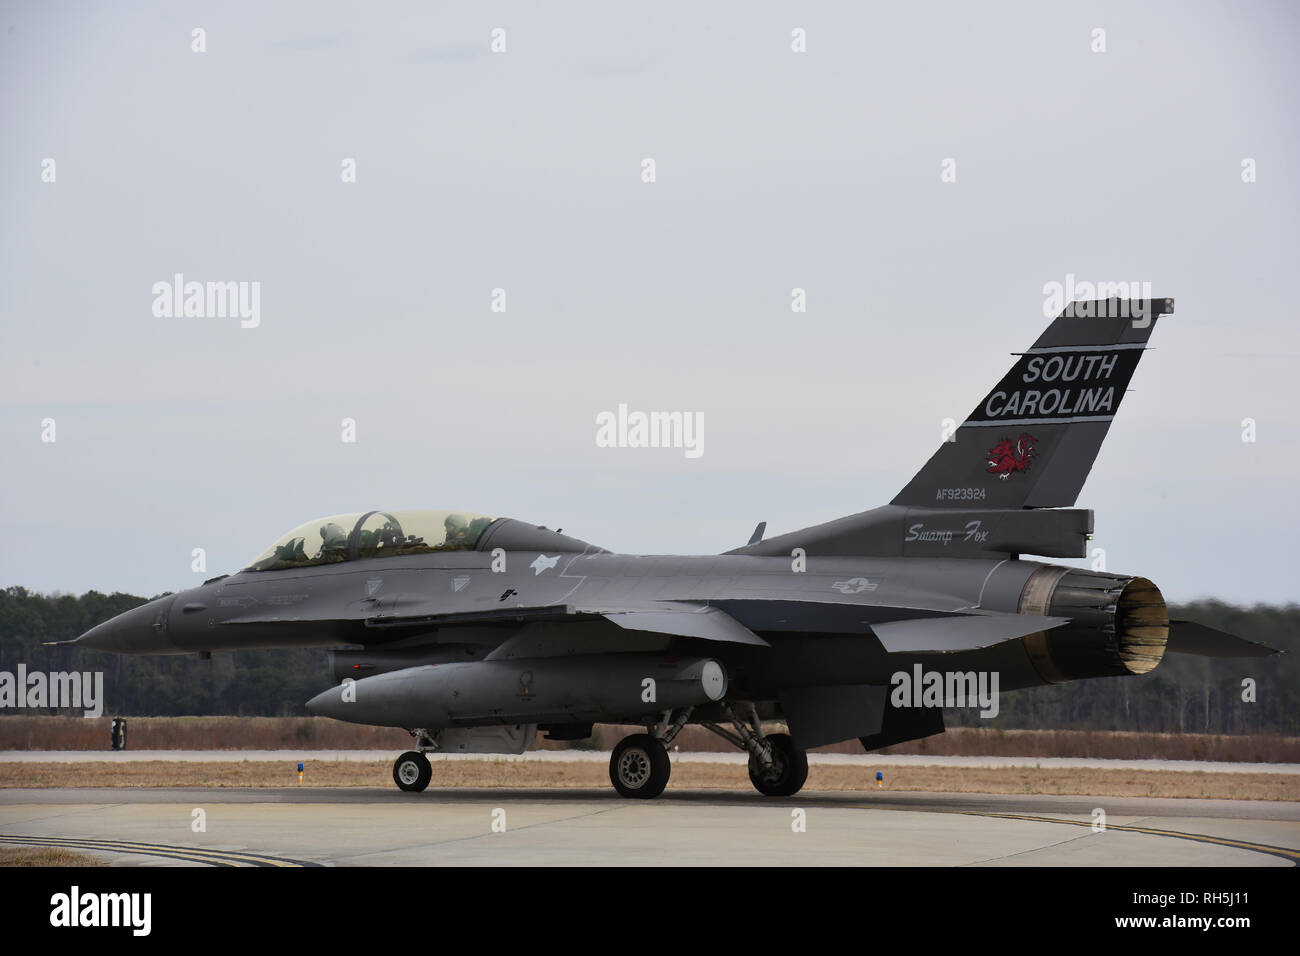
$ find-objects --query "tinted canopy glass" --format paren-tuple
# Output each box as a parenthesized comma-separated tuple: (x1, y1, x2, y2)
(247, 510, 496, 571)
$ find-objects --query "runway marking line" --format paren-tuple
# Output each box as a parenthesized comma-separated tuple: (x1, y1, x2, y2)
(963, 811, 1298, 864)
(842, 805, 1298, 864)
(0, 834, 321, 867)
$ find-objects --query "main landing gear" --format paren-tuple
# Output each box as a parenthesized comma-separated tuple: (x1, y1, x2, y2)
(609, 733, 672, 798)
(608, 702, 808, 799)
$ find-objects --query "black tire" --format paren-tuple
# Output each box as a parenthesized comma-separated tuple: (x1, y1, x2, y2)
(609, 733, 671, 799)
(393, 751, 432, 792)
(748, 733, 808, 797)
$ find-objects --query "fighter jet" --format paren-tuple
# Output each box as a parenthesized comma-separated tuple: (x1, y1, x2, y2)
(61, 296, 1274, 799)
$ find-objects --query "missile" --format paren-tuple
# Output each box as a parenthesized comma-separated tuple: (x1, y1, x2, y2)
(306, 653, 726, 728)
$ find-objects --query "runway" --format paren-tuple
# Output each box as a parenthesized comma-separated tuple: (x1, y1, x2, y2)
(4, 750, 1295, 774)
(1, 788, 1296, 866)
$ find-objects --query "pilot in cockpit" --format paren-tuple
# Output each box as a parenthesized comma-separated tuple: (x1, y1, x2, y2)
(318, 521, 349, 559)
(443, 513, 469, 546)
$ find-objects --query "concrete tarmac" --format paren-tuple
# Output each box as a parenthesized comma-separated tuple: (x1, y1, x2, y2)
(4, 750, 1296, 774)
(1, 787, 1296, 866)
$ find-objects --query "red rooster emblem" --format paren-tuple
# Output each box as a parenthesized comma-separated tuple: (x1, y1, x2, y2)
(986, 433, 1037, 479)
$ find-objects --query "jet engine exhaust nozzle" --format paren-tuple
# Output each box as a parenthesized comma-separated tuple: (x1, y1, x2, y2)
(1017, 568, 1169, 683)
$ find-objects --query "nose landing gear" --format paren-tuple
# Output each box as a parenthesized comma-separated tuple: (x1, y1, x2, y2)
(392, 730, 437, 792)
(393, 750, 432, 792)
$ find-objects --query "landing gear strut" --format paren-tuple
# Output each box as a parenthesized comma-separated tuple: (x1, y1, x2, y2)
(746, 733, 808, 797)
(607, 702, 809, 799)
(701, 702, 809, 797)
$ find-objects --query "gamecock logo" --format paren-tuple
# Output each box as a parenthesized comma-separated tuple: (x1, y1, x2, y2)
(986, 434, 1037, 479)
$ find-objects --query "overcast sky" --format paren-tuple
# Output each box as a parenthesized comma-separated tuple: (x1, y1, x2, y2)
(2, 1, 1297, 603)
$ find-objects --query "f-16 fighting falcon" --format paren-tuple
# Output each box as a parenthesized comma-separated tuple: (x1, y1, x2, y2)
(59, 296, 1274, 799)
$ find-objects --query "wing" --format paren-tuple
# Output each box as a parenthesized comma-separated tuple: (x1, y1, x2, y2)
(220, 590, 1067, 654)
(222, 597, 769, 646)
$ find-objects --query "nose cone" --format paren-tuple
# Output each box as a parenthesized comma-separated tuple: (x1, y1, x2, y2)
(307, 683, 381, 724)
(306, 685, 347, 720)
(76, 596, 179, 654)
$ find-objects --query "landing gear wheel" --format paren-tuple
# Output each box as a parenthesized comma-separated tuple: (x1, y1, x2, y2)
(393, 751, 432, 792)
(748, 733, 808, 797)
(609, 733, 671, 799)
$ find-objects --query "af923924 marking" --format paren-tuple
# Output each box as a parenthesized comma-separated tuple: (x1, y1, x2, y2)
(934, 487, 987, 501)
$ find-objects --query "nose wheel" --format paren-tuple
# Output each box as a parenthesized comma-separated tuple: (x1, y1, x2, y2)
(393, 750, 432, 792)
(609, 733, 671, 798)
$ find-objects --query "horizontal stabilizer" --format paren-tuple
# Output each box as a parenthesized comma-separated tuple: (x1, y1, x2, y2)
(872, 612, 1070, 654)
(1167, 621, 1279, 658)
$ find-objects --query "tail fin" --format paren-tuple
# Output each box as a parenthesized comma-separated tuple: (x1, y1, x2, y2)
(892, 297, 1173, 510)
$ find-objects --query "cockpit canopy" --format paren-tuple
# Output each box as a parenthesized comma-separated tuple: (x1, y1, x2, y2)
(247, 509, 496, 572)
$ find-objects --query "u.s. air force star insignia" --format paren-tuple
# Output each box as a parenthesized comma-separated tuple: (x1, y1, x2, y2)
(832, 577, 878, 594)
(530, 554, 559, 575)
